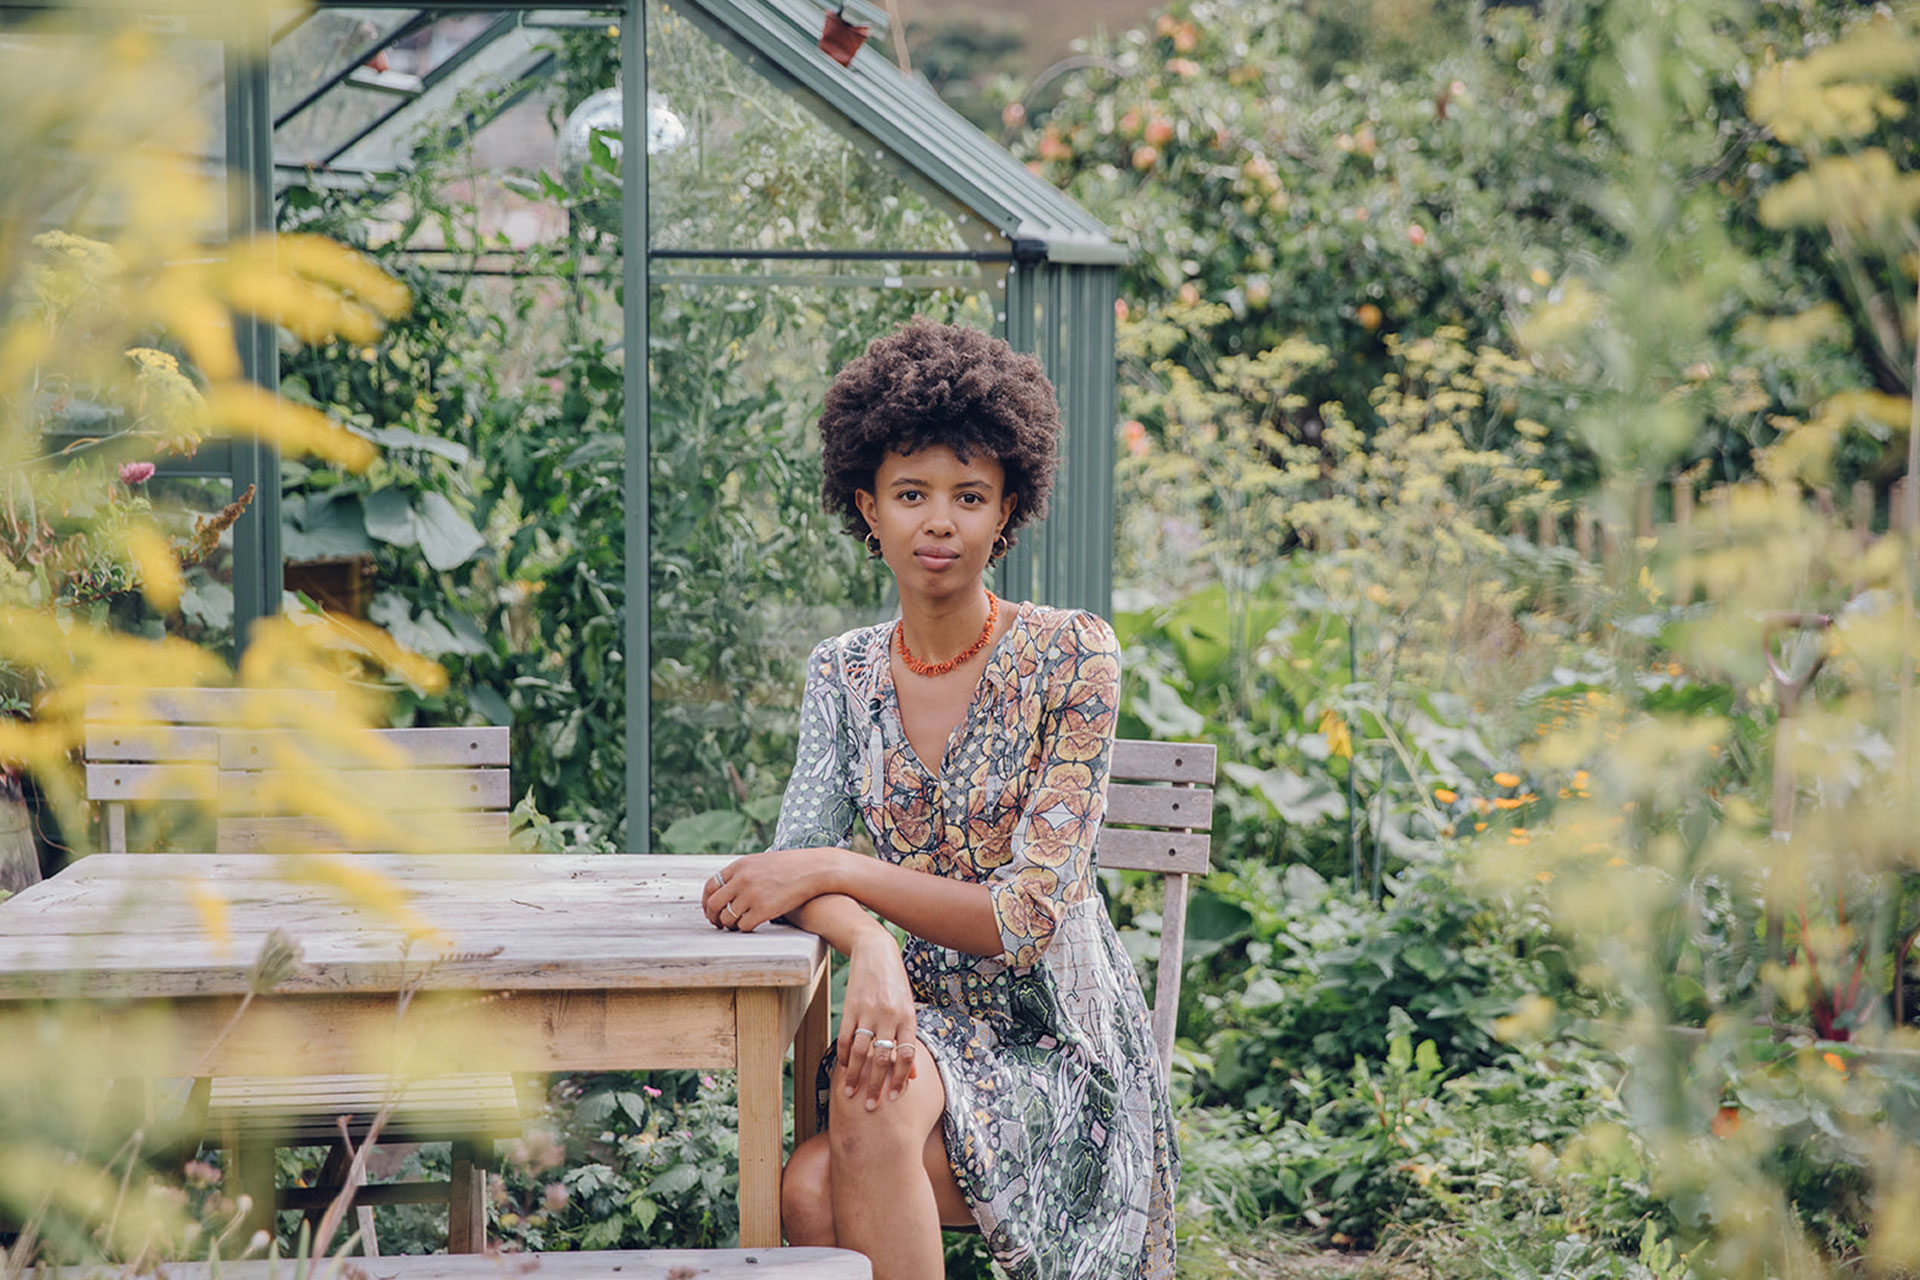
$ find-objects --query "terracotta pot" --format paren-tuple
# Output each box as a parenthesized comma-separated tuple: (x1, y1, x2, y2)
(819, 9, 869, 67)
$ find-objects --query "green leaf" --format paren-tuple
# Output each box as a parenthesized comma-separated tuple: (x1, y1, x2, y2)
(362, 487, 417, 548)
(414, 491, 488, 571)
(1223, 761, 1346, 827)
(660, 808, 751, 855)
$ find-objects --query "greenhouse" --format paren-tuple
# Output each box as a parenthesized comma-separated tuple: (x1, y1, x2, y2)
(1, 0, 1123, 848)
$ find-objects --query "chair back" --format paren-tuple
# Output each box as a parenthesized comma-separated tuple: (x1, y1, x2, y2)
(1098, 738, 1217, 1083)
(84, 687, 332, 852)
(216, 726, 511, 853)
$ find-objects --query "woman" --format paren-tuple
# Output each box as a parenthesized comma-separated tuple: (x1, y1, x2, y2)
(700, 319, 1176, 1280)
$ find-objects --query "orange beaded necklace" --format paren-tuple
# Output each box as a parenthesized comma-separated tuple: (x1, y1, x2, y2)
(896, 591, 999, 678)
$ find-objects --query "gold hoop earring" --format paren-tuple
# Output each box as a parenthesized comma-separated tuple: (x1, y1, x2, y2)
(865, 532, 883, 559)
(991, 533, 1010, 561)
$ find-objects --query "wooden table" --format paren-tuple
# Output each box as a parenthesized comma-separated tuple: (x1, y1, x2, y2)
(0, 853, 831, 1248)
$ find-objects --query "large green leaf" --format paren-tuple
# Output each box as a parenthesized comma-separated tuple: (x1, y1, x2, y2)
(414, 491, 488, 571)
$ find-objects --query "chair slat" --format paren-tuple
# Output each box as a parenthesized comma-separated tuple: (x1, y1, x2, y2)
(83, 725, 219, 764)
(216, 768, 511, 815)
(215, 812, 511, 854)
(1105, 782, 1214, 831)
(220, 726, 510, 770)
(1110, 739, 1216, 785)
(86, 686, 331, 726)
(84, 762, 214, 804)
(1095, 827, 1212, 875)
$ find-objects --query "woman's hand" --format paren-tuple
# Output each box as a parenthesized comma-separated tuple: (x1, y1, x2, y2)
(837, 928, 920, 1109)
(702, 847, 845, 932)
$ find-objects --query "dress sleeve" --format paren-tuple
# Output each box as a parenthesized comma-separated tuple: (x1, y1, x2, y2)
(987, 611, 1121, 967)
(770, 639, 860, 852)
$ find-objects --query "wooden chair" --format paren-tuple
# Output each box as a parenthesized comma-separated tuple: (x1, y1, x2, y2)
(83, 686, 333, 853)
(1098, 738, 1218, 1082)
(213, 725, 520, 1253)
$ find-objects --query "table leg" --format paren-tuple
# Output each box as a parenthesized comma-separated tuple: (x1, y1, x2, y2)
(792, 959, 830, 1148)
(735, 988, 783, 1247)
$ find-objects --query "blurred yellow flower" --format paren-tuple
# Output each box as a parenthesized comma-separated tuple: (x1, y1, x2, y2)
(1434, 787, 1458, 804)
(1493, 771, 1521, 788)
(1318, 709, 1353, 759)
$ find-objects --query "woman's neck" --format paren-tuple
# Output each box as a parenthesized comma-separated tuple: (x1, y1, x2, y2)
(897, 584, 995, 666)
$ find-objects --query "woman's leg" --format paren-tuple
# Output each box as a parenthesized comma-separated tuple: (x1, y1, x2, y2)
(829, 1052, 944, 1278)
(783, 1118, 976, 1248)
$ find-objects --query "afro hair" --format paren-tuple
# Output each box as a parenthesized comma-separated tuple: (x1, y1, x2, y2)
(817, 318, 1061, 546)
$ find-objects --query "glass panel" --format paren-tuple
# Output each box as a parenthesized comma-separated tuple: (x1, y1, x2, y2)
(275, 13, 516, 171)
(646, 279, 999, 848)
(648, 0, 999, 258)
(270, 8, 421, 126)
(0, 27, 228, 239)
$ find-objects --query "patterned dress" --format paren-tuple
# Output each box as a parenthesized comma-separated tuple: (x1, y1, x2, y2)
(771, 601, 1178, 1280)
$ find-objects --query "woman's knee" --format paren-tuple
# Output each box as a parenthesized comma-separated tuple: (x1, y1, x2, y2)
(781, 1134, 833, 1245)
(826, 1062, 940, 1165)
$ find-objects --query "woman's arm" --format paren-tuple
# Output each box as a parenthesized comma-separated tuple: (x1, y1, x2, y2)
(703, 845, 1001, 956)
(785, 892, 925, 1106)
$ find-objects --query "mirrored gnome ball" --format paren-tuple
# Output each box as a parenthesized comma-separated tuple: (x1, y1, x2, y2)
(557, 84, 686, 233)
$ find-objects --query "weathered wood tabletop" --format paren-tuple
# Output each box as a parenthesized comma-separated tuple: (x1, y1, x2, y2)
(0, 853, 832, 1248)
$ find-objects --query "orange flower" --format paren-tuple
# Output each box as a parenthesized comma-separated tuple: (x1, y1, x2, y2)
(1712, 1106, 1741, 1138)
(1433, 787, 1458, 804)
(1493, 771, 1522, 788)
(1823, 1052, 1848, 1075)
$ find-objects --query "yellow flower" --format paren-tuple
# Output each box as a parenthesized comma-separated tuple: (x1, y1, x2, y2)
(1572, 770, 1590, 787)
(1319, 709, 1353, 760)
(1493, 772, 1521, 788)
(1434, 788, 1458, 804)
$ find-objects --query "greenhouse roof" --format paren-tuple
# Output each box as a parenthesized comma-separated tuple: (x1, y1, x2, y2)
(675, 0, 1123, 265)
(269, 0, 1119, 264)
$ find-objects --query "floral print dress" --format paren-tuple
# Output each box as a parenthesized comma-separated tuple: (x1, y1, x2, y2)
(771, 601, 1178, 1280)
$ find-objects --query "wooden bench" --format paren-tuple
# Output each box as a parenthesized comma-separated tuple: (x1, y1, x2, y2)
(153, 1248, 871, 1279)
(1098, 738, 1218, 1082)
(213, 724, 520, 1252)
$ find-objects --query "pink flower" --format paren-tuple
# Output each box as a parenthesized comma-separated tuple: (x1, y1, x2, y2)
(119, 461, 155, 485)
(642, 1085, 662, 1098)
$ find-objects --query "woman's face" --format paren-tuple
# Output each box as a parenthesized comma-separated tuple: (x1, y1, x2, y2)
(855, 445, 1016, 600)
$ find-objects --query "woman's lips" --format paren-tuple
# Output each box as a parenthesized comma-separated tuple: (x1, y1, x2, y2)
(914, 546, 960, 569)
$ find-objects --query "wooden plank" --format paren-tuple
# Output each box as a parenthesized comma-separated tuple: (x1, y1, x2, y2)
(1110, 739, 1216, 785)
(217, 768, 511, 814)
(1105, 782, 1214, 831)
(83, 762, 214, 804)
(736, 987, 784, 1249)
(220, 727, 510, 770)
(154, 1248, 874, 1280)
(83, 724, 218, 764)
(1095, 828, 1212, 875)
(0, 988, 742, 1079)
(448, 1138, 487, 1253)
(793, 960, 829, 1149)
(0, 928, 824, 997)
(1152, 873, 1188, 1085)
(215, 812, 511, 853)
(86, 686, 332, 725)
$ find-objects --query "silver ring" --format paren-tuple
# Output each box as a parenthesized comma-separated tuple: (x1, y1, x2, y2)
(869, 1038, 896, 1054)
(852, 1027, 875, 1039)
(712, 870, 727, 888)
(720, 902, 740, 922)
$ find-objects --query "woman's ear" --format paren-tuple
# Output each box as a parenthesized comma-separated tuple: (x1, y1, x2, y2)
(854, 488, 878, 530)
(999, 490, 1017, 528)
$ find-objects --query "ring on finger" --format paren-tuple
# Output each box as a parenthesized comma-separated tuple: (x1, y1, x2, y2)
(870, 1037, 896, 1054)
(852, 1027, 876, 1040)
(712, 870, 727, 888)
(720, 902, 740, 923)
